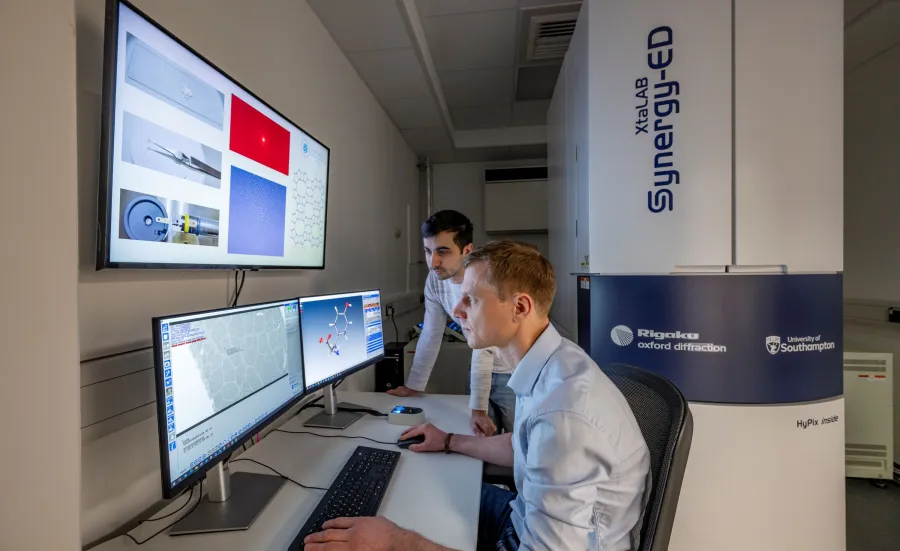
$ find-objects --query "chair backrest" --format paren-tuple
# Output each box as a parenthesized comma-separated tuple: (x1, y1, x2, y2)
(600, 363, 693, 551)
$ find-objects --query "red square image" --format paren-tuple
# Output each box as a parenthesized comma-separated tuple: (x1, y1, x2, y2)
(229, 96, 290, 175)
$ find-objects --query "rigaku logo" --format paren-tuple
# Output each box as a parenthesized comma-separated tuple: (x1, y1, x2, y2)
(610, 325, 699, 346)
(610, 324, 725, 353)
(611, 325, 634, 346)
(636, 328, 699, 341)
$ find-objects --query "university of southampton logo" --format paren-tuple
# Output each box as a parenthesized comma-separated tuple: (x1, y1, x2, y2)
(766, 336, 781, 355)
(611, 325, 634, 346)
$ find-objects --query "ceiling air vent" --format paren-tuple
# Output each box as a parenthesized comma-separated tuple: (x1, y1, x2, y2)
(525, 12, 579, 63)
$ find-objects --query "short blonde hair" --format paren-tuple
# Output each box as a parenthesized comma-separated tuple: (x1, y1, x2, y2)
(464, 240, 556, 315)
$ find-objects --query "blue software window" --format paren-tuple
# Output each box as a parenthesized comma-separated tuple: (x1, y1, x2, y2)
(363, 292, 384, 357)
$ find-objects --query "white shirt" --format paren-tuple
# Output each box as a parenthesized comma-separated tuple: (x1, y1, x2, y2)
(405, 271, 512, 411)
(508, 323, 651, 551)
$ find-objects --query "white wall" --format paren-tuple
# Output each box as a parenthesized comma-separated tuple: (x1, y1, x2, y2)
(75, 0, 424, 544)
(431, 160, 549, 254)
(0, 1, 82, 550)
(845, 42, 900, 467)
(845, 44, 900, 303)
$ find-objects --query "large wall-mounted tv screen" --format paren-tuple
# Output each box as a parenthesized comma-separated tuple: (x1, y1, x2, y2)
(97, 0, 329, 269)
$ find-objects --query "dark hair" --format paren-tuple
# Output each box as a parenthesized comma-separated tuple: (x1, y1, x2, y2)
(464, 240, 556, 316)
(421, 210, 474, 251)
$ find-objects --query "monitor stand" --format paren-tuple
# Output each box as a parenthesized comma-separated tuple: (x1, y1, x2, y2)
(169, 462, 285, 535)
(303, 383, 365, 430)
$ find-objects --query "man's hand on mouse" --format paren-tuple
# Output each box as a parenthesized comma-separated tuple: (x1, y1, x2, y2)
(399, 423, 448, 453)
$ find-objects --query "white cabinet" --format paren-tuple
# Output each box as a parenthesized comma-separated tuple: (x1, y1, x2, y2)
(547, 56, 575, 335)
(568, 7, 590, 273)
(547, 5, 589, 336)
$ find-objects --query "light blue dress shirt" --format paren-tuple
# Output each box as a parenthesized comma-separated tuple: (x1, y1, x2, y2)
(507, 323, 651, 551)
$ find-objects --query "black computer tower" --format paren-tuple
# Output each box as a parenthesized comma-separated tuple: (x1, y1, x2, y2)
(375, 341, 407, 392)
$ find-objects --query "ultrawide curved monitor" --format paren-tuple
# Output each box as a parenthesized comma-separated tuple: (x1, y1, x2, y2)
(97, 0, 329, 269)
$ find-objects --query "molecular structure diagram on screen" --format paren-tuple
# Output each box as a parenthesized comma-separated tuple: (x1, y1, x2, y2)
(319, 333, 340, 356)
(289, 168, 326, 248)
(330, 303, 352, 339)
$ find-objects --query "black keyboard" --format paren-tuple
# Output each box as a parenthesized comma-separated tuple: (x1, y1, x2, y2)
(289, 446, 400, 549)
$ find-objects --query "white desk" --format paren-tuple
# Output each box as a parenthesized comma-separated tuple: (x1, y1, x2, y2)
(94, 392, 482, 550)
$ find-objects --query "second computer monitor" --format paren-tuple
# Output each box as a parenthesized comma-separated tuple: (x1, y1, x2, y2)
(154, 299, 305, 499)
(300, 289, 385, 391)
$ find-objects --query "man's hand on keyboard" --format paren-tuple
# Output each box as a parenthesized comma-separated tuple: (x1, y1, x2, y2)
(399, 423, 447, 453)
(304, 517, 456, 551)
(304, 516, 396, 550)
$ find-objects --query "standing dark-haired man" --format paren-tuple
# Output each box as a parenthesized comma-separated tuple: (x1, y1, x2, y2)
(387, 210, 515, 436)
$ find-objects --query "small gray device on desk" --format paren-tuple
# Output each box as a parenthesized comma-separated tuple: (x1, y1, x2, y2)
(388, 405, 425, 426)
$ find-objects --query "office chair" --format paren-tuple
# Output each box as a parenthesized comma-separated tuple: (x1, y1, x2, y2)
(601, 363, 693, 551)
(482, 463, 516, 492)
(482, 363, 693, 551)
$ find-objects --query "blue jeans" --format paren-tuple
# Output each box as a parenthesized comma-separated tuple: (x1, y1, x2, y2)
(467, 372, 516, 434)
(478, 483, 519, 551)
(488, 373, 516, 434)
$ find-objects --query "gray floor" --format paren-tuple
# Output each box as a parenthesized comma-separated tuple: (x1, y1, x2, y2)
(846, 478, 900, 551)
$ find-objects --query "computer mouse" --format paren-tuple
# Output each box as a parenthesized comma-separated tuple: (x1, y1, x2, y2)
(397, 434, 425, 449)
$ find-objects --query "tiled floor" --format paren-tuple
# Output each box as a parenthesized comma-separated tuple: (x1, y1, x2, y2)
(846, 478, 900, 551)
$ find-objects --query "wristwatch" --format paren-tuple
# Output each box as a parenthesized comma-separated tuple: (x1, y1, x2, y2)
(444, 432, 454, 454)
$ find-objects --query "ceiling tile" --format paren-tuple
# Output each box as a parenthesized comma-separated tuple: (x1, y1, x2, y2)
(844, 2, 900, 71)
(452, 146, 514, 162)
(429, 149, 466, 163)
(308, 0, 412, 52)
(450, 104, 512, 130)
(380, 96, 443, 129)
(423, 9, 517, 71)
(508, 143, 548, 160)
(845, 0, 879, 23)
(400, 127, 455, 154)
(518, 0, 585, 8)
(515, 64, 562, 101)
(416, 0, 518, 17)
(440, 68, 514, 107)
(347, 49, 431, 99)
(511, 100, 550, 126)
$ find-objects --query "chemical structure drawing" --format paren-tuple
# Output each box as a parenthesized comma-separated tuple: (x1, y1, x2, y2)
(319, 303, 352, 356)
(319, 333, 340, 356)
(330, 302, 352, 339)
(289, 168, 326, 248)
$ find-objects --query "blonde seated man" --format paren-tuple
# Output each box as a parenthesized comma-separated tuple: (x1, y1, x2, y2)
(305, 241, 651, 551)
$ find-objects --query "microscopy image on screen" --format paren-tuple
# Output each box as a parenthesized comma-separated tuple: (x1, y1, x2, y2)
(121, 111, 222, 188)
(229, 95, 291, 175)
(227, 166, 287, 257)
(118, 188, 219, 246)
(125, 32, 225, 129)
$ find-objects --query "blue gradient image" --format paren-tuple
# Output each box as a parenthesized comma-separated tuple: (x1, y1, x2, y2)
(227, 166, 286, 257)
(301, 295, 368, 387)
